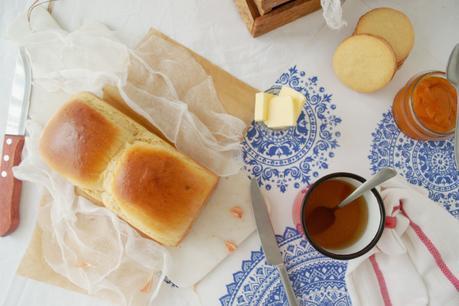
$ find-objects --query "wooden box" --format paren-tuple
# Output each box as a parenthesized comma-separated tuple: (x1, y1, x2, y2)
(235, 0, 322, 37)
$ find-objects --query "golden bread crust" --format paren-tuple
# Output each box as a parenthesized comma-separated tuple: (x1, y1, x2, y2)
(39, 100, 123, 189)
(39, 93, 219, 246)
(112, 142, 218, 246)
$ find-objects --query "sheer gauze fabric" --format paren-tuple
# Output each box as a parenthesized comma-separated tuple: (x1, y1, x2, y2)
(321, 0, 347, 30)
(11, 7, 245, 306)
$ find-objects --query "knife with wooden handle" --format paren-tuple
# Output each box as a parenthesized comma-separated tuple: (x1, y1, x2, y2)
(0, 47, 32, 236)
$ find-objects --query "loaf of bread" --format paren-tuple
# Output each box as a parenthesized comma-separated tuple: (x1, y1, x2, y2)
(39, 92, 219, 246)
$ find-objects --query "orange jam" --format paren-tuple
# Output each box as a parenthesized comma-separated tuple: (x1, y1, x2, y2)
(393, 71, 457, 140)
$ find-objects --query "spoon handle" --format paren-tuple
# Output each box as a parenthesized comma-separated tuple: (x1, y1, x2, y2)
(338, 168, 397, 208)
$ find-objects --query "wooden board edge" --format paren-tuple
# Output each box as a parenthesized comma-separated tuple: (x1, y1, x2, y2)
(253, 0, 272, 15)
(254, 0, 293, 15)
(234, 0, 259, 34)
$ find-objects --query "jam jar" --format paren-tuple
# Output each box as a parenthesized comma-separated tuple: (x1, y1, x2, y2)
(392, 71, 457, 140)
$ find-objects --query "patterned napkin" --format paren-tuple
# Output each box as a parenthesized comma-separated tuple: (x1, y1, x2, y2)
(347, 176, 459, 306)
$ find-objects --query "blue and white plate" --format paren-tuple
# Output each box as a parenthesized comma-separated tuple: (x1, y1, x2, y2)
(369, 111, 459, 217)
(242, 66, 341, 193)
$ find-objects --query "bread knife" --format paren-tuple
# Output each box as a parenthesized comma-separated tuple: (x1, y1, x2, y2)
(0, 47, 32, 236)
(250, 179, 299, 306)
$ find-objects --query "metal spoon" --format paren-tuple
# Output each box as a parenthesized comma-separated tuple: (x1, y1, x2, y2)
(308, 168, 397, 235)
(446, 43, 459, 167)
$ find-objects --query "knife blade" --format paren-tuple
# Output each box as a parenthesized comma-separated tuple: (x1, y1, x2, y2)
(250, 180, 298, 306)
(0, 47, 32, 236)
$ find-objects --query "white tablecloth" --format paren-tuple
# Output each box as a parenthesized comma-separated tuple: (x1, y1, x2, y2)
(1, 1, 458, 305)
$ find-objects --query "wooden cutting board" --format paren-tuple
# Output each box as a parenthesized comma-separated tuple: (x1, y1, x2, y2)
(16, 28, 258, 292)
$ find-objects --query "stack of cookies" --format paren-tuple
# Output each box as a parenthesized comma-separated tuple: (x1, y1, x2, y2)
(333, 8, 415, 93)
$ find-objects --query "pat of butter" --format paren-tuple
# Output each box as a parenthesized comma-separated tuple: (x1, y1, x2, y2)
(279, 86, 305, 118)
(254, 92, 274, 122)
(265, 96, 296, 129)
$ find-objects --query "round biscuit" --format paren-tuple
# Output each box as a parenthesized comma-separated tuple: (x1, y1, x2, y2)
(355, 7, 414, 66)
(332, 34, 397, 93)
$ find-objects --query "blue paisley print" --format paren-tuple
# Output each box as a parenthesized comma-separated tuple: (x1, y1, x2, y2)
(219, 227, 350, 306)
(369, 111, 459, 217)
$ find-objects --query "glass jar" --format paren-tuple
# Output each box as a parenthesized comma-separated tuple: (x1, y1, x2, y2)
(392, 71, 457, 140)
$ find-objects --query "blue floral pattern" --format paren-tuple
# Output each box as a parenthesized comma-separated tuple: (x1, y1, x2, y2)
(369, 111, 459, 217)
(242, 66, 341, 192)
(219, 227, 350, 306)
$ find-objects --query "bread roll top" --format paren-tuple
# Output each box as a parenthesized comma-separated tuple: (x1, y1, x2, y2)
(110, 142, 217, 246)
(39, 99, 128, 189)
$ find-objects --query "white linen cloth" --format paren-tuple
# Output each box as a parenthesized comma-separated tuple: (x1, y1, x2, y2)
(346, 177, 459, 306)
(1, 1, 459, 306)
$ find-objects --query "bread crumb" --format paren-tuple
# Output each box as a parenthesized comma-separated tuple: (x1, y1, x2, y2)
(140, 277, 153, 293)
(230, 206, 243, 219)
(225, 240, 237, 252)
(74, 260, 91, 268)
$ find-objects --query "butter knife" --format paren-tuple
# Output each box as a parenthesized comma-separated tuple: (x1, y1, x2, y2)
(0, 47, 32, 236)
(250, 179, 298, 306)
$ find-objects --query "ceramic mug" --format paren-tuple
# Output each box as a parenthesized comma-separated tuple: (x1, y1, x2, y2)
(292, 172, 385, 260)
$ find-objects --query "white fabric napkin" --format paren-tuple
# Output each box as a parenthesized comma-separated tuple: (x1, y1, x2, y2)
(321, 0, 347, 30)
(346, 176, 459, 306)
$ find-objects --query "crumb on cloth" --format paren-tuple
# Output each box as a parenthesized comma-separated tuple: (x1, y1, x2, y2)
(230, 206, 243, 219)
(225, 240, 237, 252)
